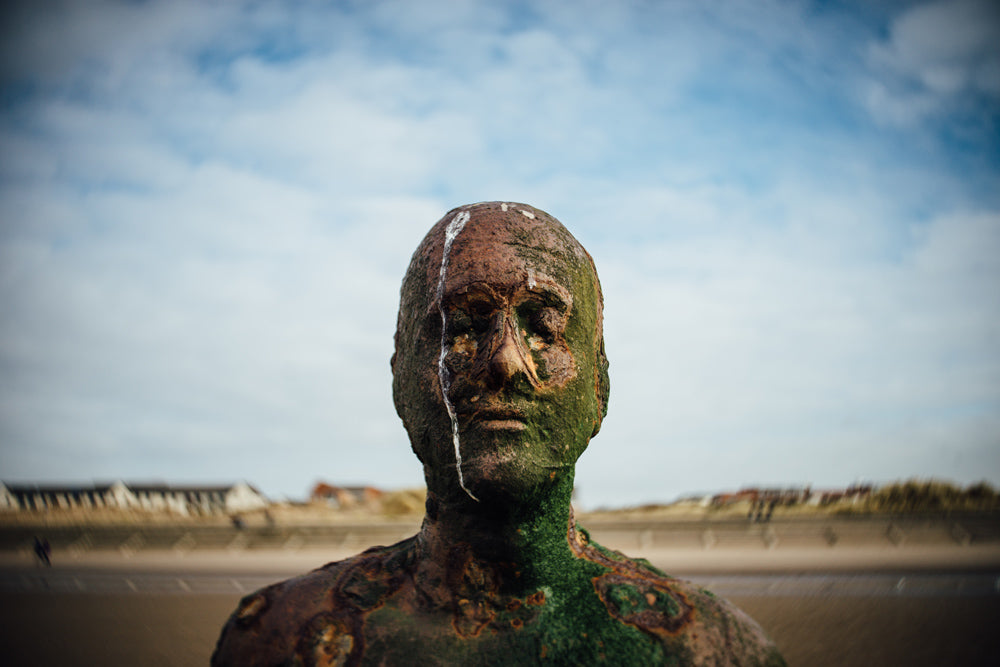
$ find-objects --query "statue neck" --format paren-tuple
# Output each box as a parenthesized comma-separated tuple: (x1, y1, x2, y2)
(416, 473, 581, 593)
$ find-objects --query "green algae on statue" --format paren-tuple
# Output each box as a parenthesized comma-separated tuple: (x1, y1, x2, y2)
(212, 202, 786, 666)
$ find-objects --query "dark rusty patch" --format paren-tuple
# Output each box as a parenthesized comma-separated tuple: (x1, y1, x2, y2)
(526, 590, 546, 606)
(294, 613, 357, 667)
(568, 514, 668, 581)
(330, 545, 412, 615)
(436, 546, 548, 638)
(453, 597, 495, 637)
(338, 560, 391, 611)
(234, 592, 268, 626)
(448, 578, 547, 638)
(592, 572, 695, 638)
(455, 551, 491, 592)
(568, 512, 696, 638)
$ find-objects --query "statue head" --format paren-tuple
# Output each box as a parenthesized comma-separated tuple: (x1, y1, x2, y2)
(392, 202, 610, 509)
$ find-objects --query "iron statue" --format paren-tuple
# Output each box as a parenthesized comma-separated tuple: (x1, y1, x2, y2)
(213, 202, 785, 666)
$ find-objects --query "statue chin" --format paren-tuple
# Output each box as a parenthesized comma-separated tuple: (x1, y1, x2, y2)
(454, 452, 567, 511)
(415, 416, 577, 512)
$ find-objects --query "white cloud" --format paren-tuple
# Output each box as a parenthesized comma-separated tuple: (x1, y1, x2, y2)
(863, 0, 1000, 125)
(1, 1, 997, 505)
(576, 182, 1000, 507)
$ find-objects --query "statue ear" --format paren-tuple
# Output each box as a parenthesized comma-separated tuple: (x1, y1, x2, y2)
(592, 337, 610, 438)
(390, 342, 405, 421)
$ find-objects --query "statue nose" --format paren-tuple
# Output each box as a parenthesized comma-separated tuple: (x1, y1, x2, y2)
(487, 322, 529, 389)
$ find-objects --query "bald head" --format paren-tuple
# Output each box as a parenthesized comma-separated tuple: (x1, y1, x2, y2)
(392, 202, 609, 503)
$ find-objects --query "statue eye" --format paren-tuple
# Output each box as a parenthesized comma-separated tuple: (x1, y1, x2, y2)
(447, 301, 494, 339)
(467, 301, 494, 334)
(527, 307, 562, 341)
(447, 308, 472, 335)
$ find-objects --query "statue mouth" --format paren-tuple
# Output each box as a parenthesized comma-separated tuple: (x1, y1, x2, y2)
(463, 405, 527, 431)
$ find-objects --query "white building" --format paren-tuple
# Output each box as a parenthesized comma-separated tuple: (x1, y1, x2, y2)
(0, 481, 268, 515)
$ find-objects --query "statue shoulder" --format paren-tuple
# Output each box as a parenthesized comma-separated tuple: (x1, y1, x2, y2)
(657, 578, 787, 666)
(591, 562, 784, 665)
(211, 539, 416, 667)
(572, 530, 785, 666)
(210, 560, 349, 666)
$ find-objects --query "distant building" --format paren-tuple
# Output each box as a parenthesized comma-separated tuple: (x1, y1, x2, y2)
(708, 484, 873, 508)
(710, 486, 812, 507)
(310, 482, 383, 509)
(806, 483, 873, 506)
(0, 483, 18, 511)
(0, 481, 267, 515)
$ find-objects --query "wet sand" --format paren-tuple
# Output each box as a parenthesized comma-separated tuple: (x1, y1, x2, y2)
(736, 596, 999, 666)
(1, 545, 997, 666)
(1, 591, 997, 666)
(5, 541, 999, 575)
(0, 592, 237, 667)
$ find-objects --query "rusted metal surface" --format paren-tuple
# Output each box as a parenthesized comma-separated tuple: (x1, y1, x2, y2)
(213, 203, 785, 665)
(390, 202, 610, 508)
(214, 516, 783, 665)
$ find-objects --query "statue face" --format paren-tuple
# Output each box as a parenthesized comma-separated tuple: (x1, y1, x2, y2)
(393, 203, 609, 506)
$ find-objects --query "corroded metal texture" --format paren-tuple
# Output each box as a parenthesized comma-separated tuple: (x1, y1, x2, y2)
(391, 202, 610, 508)
(213, 203, 785, 666)
(214, 513, 784, 666)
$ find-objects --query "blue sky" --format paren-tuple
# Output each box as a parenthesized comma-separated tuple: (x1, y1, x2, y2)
(1, 0, 998, 508)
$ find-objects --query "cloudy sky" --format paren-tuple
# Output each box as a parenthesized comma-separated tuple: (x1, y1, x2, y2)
(1, 0, 997, 508)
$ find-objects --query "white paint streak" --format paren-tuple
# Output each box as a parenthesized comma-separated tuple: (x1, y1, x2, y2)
(436, 210, 478, 501)
(519, 209, 535, 219)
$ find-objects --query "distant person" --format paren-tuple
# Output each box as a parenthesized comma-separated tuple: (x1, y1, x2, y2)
(33, 536, 51, 567)
(765, 499, 777, 523)
(213, 203, 785, 665)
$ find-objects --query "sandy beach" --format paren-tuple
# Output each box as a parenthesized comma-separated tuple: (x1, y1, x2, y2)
(1, 539, 998, 666)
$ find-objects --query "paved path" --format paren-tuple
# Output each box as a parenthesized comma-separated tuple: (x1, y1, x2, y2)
(3, 547, 999, 666)
(5, 568, 999, 599)
(6, 540, 1000, 571)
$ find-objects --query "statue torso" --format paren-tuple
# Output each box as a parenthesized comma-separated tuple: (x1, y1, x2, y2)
(213, 526, 785, 666)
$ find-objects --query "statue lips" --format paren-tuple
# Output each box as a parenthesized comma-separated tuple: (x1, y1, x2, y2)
(464, 405, 527, 432)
